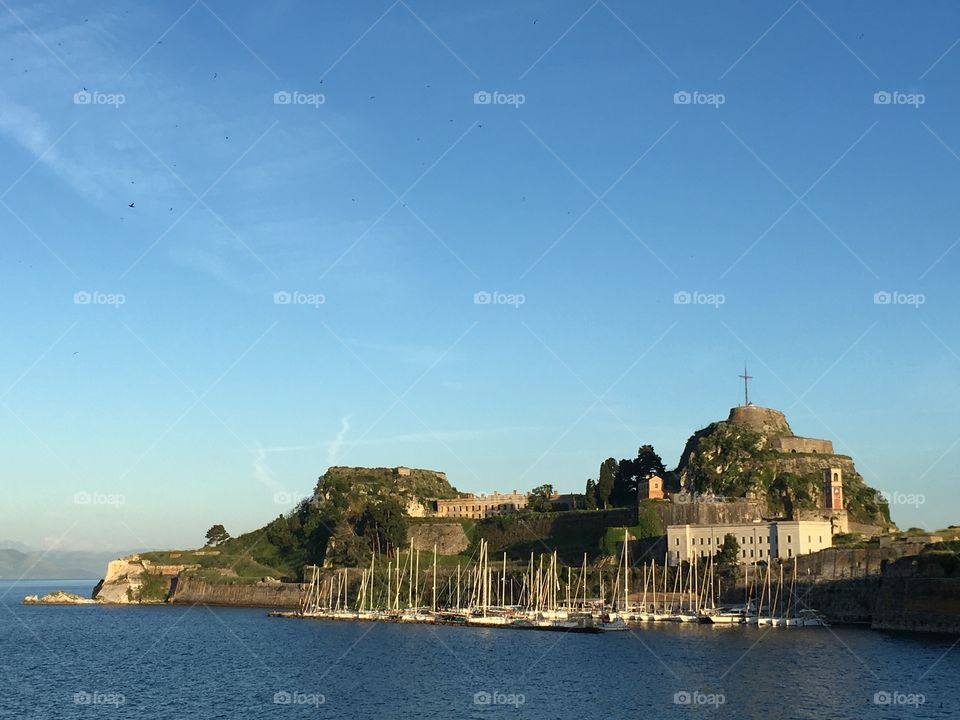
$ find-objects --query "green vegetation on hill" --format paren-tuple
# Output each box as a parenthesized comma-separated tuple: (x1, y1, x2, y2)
(678, 421, 890, 527)
(144, 467, 463, 582)
(467, 508, 639, 563)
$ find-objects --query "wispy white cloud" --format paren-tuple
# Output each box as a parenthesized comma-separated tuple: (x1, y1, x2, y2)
(326, 415, 351, 466)
(252, 444, 281, 492)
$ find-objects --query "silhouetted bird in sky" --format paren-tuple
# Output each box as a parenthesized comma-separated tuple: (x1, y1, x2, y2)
(127, 202, 135, 208)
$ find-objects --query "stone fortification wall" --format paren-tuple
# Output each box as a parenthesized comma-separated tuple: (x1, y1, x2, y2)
(168, 577, 303, 608)
(726, 406, 792, 435)
(871, 554, 960, 634)
(654, 497, 765, 527)
(770, 436, 834, 454)
(408, 522, 470, 555)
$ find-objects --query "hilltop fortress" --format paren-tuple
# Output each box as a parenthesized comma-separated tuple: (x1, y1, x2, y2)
(673, 403, 892, 537)
(726, 405, 834, 454)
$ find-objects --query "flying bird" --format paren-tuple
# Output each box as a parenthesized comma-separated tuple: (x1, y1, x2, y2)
(127, 202, 135, 208)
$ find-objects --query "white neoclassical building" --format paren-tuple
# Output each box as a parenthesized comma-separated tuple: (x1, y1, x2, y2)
(666, 520, 834, 566)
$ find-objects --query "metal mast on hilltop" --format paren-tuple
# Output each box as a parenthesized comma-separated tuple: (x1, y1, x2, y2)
(739, 365, 753, 406)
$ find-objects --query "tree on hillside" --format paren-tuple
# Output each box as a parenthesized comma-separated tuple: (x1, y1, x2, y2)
(610, 445, 668, 506)
(634, 444, 666, 479)
(265, 515, 296, 553)
(597, 458, 616, 509)
(355, 498, 408, 556)
(715, 533, 740, 566)
(584, 478, 598, 510)
(611, 458, 634, 506)
(204, 524, 230, 546)
(527, 484, 554, 512)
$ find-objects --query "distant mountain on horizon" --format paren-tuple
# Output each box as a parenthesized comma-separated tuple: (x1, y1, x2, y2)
(0, 544, 141, 580)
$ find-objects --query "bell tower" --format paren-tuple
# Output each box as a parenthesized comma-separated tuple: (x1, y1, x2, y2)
(823, 467, 844, 510)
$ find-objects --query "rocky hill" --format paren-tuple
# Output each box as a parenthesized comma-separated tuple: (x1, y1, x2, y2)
(675, 405, 892, 529)
(315, 466, 462, 516)
(87, 466, 462, 604)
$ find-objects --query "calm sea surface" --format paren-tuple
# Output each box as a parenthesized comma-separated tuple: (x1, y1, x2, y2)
(1, 579, 957, 719)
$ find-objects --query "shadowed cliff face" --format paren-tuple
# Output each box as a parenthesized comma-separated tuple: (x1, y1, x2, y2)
(674, 406, 891, 528)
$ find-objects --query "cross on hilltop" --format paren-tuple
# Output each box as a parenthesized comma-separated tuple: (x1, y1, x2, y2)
(739, 366, 753, 406)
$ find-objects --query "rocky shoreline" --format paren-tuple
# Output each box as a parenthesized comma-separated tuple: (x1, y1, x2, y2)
(23, 591, 99, 605)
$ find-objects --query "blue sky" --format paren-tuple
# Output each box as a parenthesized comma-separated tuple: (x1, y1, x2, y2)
(2, 0, 960, 551)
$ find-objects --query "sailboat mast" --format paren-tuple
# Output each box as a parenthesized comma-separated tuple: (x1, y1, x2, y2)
(500, 550, 507, 607)
(623, 528, 629, 613)
(432, 543, 437, 613)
